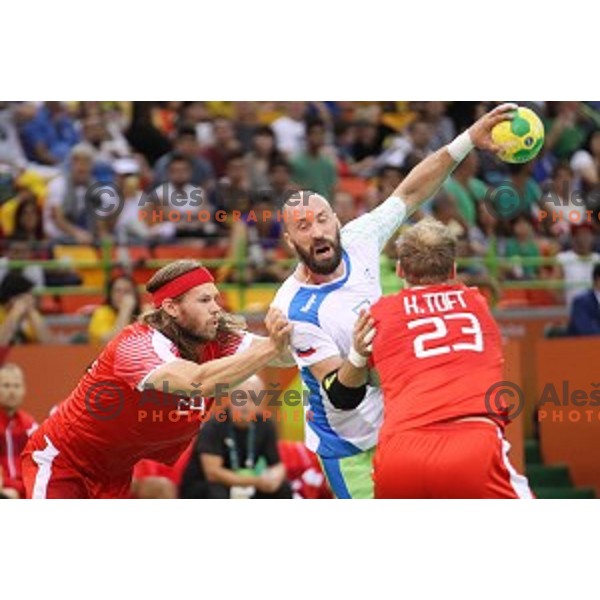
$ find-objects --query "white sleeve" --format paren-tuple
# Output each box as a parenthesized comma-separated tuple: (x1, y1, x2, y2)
(289, 321, 340, 369)
(341, 195, 408, 253)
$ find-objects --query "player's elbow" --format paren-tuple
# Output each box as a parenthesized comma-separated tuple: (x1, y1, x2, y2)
(322, 369, 367, 411)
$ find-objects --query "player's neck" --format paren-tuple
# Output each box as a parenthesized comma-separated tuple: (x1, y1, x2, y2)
(299, 262, 345, 285)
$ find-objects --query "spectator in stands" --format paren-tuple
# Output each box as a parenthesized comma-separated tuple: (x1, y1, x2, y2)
(545, 102, 587, 161)
(221, 197, 289, 284)
(80, 114, 130, 182)
(179, 101, 214, 147)
(232, 101, 260, 152)
(444, 151, 488, 226)
(265, 159, 294, 208)
(469, 200, 499, 258)
(350, 119, 383, 175)
(555, 223, 600, 308)
(88, 275, 141, 345)
(510, 161, 543, 213)
(125, 102, 172, 166)
(567, 264, 600, 336)
(113, 157, 175, 245)
(18, 102, 80, 166)
(422, 101, 456, 151)
(570, 129, 600, 192)
(43, 143, 107, 244)
(431, 192, 468, 239)
(271, 101, 307, 156)
(504, 214, 540, 280)
(154, 126, 214, 188)
(290, 119, 337, 199)
(375, 119, 433, 172)
(0, 273, 53, 344)
(215, 151, 252, 216)
(0, 103, 27, 169)
(333, 191, 356, 227)
(179, 375, 292, 499)
(364, 164, 406, 210)
(151, 153, 217, 239)
(0, 363, 38, 498)
(246, 126, 282, 191)
(541, 162, 587, 239)
(10, 195, 44, 243)
(201, 118, 241, 178)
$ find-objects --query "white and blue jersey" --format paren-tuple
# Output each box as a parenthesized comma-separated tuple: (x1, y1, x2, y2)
(272, 196, 408, 459)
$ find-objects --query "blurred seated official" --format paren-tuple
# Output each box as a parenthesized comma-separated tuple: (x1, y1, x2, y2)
(0, 363, 38, 498)
(567, 263, 600, 336)
(180, 375, 292, 499)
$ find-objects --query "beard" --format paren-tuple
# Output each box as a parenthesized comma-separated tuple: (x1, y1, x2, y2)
(156, 314, 217, 362)
(175, 314, 218, 344)
(292, 228, 343, 275)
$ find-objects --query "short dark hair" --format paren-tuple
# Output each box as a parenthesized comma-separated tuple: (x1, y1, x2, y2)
(306, 118, 326, 134)
(168, 152, 193, 169)
(253, 125, 274, 138)
(0, 272, 34, 304)
(176, 125, 197, 140)
(269, 158, 290, 174)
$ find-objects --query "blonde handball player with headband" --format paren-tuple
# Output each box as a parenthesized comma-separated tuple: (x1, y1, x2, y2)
(22, 260, 294, 499)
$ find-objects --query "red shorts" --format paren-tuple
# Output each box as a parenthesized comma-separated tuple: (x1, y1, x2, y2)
(21, 434, 131, 499)
(374, 421, 534, 499)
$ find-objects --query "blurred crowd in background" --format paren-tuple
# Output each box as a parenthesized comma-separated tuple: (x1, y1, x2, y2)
(1, 101, 600, 347)
(1, 101, 600, 500)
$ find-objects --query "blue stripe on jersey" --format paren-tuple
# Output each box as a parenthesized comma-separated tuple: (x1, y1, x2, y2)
(301, 367, 362, 458)
(320, 457, 352, 499)
(287, 250, 351, 328)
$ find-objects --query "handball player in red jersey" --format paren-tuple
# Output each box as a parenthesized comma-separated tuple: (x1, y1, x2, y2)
(21, 260, 293, 499)
(349, 219, 534, 499)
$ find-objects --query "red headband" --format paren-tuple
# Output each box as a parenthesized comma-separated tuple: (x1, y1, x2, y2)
(152, 267, 215, 308)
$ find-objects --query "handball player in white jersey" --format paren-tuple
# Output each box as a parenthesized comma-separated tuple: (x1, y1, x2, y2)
(272, 103, 516, 498)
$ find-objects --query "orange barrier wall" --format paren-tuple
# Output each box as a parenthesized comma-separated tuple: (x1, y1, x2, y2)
(536, 337, 600, 495)
(504, 340, 524, 474)
(9, 345, 99, 422)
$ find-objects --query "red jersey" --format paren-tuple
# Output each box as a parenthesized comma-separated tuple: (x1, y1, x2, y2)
(28, 322, 249, 484)
(0, 408, 38, 496)
(370, 283, 504, 444)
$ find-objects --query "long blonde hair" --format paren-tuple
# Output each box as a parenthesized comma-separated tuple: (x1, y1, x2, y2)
(142, 260, 247, 361)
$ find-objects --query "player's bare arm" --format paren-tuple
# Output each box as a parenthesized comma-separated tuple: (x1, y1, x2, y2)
(392, 103, 517, 214)
(255, 307, 296, 367)
(306, 311, 375, 411)
(144, 308, 292, 397)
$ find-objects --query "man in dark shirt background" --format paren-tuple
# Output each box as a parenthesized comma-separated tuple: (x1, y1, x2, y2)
(180, 375, 292, 499)
(568, 263, 600, 336)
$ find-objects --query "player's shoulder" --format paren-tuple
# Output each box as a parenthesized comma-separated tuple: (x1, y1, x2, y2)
(113, 321, 153, 344)
(272, 272, 302, 311)
(112, 322, 179, 358)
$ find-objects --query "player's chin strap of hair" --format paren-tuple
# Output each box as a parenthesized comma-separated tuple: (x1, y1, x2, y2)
(152, 267, 215, 308)
(322, 367, 367, 412)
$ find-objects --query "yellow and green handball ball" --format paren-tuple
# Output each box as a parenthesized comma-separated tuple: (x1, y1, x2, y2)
(491, 106, 545, 164)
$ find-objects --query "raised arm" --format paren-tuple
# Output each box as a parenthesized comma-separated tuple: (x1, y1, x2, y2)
(395, 103, 517, 213)
(342, 104, 516, 252)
